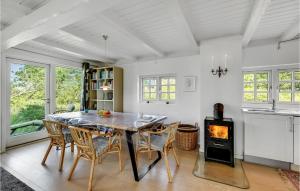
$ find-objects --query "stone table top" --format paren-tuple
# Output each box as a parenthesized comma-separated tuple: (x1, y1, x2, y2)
(46, 111, 167, 131)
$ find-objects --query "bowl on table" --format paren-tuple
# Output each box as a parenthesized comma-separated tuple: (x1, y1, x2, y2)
(97, 110, 111, 118)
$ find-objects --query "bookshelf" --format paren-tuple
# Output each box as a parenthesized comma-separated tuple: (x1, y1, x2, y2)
(88, 66, 123, 112)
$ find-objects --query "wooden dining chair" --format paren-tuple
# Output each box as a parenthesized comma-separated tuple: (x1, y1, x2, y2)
(136, 122, 180, 182)
(67, 126, 122, 191)
(41, 120, 74, 171)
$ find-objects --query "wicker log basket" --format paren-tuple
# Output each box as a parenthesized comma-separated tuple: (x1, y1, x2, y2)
(176, 123, 199, 150)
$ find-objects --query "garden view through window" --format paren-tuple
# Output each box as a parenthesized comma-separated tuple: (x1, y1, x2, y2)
(243, 71, 270, 103)
(141, 75, 176, 102)
(55, 66, 82, 112)
(278, 70, 300, 103)
(10, 63, 82, 137)
(10, 63, 47, 136)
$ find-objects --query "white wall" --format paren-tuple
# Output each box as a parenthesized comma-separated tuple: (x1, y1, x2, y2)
(121, 55, 201, 124)
(120, 35, 244, 158)
(199, 36, 243, 158)
(244, 39, 300, 67)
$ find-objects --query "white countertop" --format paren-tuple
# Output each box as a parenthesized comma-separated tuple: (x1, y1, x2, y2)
(242, 107, 300, 117)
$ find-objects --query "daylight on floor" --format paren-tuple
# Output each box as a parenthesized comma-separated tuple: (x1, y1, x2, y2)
(0, 0, 299, 191)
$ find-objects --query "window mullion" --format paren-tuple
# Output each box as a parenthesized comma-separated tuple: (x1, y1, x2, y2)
(254, 72, 257, 102)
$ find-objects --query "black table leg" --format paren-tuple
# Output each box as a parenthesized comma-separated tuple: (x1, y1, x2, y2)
(125, 130, 162, 181)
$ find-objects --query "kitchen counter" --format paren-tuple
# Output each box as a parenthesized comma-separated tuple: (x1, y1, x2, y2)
(242, 107, 300, 117)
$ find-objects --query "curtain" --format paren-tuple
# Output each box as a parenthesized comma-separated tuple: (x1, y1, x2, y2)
(80, 62, 90, 111)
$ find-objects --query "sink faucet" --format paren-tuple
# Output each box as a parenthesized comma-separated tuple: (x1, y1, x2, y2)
(272, 99, 276, 110)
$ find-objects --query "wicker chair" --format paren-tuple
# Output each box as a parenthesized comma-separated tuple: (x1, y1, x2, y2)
(41, 120, 74, 171)
(68, 126, 122, 191)
(136, 122, 180, 182)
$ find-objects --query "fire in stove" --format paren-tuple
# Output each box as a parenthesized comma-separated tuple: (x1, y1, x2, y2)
(208, 125, 228, 139)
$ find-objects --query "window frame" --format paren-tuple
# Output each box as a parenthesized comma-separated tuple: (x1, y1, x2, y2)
(243, 70, 272, 103)
(277, 69, 300, 104)
(140, 74, 176, 103)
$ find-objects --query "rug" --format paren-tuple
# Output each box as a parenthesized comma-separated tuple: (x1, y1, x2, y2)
(193, 153, 249, 189)
(0, 167, 34, 191)
(279, 169, 300, 191)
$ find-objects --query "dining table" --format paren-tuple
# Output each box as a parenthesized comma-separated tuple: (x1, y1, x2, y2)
(46, 111, 167, 182)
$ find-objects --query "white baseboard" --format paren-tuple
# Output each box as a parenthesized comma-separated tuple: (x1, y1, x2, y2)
(291, 164, 300, 172)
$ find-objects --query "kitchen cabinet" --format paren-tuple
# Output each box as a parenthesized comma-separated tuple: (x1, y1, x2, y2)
(244, 114, 293, 162)
(294, 117, 300, 165)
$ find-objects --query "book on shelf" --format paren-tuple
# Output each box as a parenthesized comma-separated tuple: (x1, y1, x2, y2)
(100, 70, 113, 79)
(92, 72, 97, 80)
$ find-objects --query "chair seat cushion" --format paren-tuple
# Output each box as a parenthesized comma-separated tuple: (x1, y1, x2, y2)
(93, 136, 109, 155)
(140, 133, 168, 151)
(62, 128, 73, 143)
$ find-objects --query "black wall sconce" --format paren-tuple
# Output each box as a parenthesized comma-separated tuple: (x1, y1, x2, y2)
(211, 54, 229, 78)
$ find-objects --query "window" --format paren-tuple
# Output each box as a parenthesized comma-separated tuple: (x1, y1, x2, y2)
(278, 69, 300, 103)
(56, 66, 82, 111)
(142, 77, 157, 100)
(141, 75, 176, 102)
(160, 77, 176, 100)
(243, 71, 271, 103)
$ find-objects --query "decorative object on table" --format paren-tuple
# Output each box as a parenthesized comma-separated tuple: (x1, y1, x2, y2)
(193, 153, 249, 189)
(176, 123, 199, 150)
(137, 115, 156, 122)
(214, 103, 224, 120)
(183, 76, 196, 92)
(136, 122, 180, 183)
(211, 54, 228, 78)
(97, 109, 111, 117)
(41, 120, 74, 171)
(68, 126, 122, 191)
(0, 167, 34, 191)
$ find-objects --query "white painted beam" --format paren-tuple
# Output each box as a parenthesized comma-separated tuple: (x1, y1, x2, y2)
(60, 29, 134, 60)
(280, 19, 300, 41)
(242, 0, 272, 47)
(34, 38, 115, 63)
(102, 11, 164, 57)
(2, 0, 123, 49)
(23, 40, 85, 60)
(165, 0, 198, 48)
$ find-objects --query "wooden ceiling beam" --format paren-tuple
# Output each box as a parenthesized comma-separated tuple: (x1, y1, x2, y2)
(242, 0, 272, 47)
(102, 11, 164, 57)
(165, 0, 198, 48)
(2, 0, 123, 50)
(34, 38, 115, 63)
(60, 29, 135, 60)
(280, 19, 299, 41)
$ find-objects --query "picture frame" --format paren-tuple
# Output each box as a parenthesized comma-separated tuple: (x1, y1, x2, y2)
(183, 76, 196, 92)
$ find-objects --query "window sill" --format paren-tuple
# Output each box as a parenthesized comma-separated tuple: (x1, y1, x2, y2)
(140, 101, 176, 105)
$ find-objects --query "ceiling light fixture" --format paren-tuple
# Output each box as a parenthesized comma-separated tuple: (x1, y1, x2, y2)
(102, 34, 109, 58)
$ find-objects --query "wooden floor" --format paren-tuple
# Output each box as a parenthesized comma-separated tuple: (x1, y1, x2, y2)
(0, 139, 296, 191)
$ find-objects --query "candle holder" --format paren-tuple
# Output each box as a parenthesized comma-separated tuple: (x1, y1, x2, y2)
(211, 66, 228, 78)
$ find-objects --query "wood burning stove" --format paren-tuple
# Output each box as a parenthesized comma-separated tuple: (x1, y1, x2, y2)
(204, 117, 234, 167)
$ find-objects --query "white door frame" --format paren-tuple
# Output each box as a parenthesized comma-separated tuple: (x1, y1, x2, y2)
(6, 58, 50, 147)
(0, 52, 7, 153)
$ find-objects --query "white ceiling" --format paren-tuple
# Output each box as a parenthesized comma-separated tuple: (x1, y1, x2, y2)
(1, 0, 299, 63)
(181, 0, 254, 40)
(252, 0, 300, 40)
